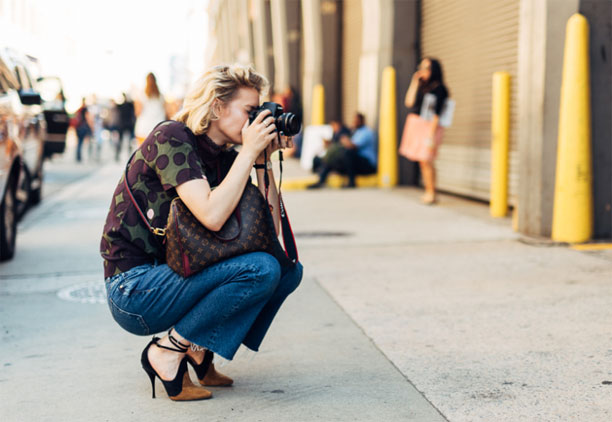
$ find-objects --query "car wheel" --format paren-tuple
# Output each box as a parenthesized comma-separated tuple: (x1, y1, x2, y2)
(15, 167, 31, 219)
(0, 180, 18, 261)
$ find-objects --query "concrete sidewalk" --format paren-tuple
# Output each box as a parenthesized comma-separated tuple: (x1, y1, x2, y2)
(0, 160, 445, 421)
(2, 154, 611, 421)
(283, 156, 612, 421)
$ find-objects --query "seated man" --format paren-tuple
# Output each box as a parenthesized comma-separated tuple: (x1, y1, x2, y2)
(312, 118, 351, 172)
(308, 113, 377, 188)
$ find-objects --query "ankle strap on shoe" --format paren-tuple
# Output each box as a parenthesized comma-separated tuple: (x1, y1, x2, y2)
(152, 338, 187, 354)
(153, 330, 189, 354)
(167, 329, 189, 353)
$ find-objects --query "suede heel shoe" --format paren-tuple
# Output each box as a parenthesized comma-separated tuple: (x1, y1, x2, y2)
(141, 337, 212, 401)
(186, 350, 234, 387)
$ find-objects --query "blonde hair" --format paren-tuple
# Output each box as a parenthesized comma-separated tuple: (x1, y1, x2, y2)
(174, 64, 269, 136)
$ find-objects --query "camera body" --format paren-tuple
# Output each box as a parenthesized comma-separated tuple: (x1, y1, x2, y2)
(248, 101, 301, 137)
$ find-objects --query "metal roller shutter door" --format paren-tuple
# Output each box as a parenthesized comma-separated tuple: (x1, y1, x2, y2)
(420, 0, 520, 203)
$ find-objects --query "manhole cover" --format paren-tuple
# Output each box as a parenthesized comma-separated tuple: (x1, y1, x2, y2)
(57, 281, 106, 304)
(294, 231, 353, 238)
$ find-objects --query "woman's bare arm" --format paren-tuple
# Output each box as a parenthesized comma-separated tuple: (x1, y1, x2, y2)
(175, 148, 258, 232)
(175, 110, 276, 231)
(405, 72, 422, 108)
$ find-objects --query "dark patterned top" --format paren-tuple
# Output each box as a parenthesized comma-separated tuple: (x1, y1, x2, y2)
(409, 83, 449, 116)
(100, 120, 238, 279)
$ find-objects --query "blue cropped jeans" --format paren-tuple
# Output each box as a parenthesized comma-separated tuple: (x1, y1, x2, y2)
(104, 252, 303, 360)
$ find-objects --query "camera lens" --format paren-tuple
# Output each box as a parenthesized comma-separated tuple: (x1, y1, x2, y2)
(276, 112, 301, 136)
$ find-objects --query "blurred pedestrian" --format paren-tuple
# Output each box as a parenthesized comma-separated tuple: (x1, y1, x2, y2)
(74, 97, 93, 162)
(101, 64, 303, 401)
(116, 92, 136, 161)
(308, 112, 377, 188)
(271, 88, 289, 111)
(311, 118, 350, 172)
(134, 72, 167, 145)
(89, 95, 105, 162)
(398, 57, 449, 204)
(107, 99, 121, 142)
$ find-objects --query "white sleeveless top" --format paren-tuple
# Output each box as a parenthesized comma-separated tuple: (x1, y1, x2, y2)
(135, 95, 166, 138)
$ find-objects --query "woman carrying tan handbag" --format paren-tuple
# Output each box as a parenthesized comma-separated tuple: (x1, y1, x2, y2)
(100, 64, 303, 401)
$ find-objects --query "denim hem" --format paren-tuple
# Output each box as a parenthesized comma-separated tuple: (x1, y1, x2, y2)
(241, 341, 260, 353)
(173, 330, 235, 362)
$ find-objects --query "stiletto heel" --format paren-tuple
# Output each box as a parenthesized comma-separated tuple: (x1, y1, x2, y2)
(145, 369, 156, 398)
(140, 334, 212, 401)
(186, 349, 234, 387)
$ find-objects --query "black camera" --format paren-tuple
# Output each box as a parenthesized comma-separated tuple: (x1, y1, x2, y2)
(248, 102, 301, 137)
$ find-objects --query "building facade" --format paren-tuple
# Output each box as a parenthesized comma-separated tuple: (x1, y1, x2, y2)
(206, 0, 611, 240)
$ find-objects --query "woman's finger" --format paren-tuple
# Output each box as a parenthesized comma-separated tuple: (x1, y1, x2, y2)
(266, 132, 279, 146)
(253, 109, 271, 124)
(264, 122, 277, 135)
(263, 117, 275, 128)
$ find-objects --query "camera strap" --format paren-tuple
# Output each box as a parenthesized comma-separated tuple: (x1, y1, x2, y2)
(263, 149, 270, 201)
(276, 149, 297, 262)
(261, 133, 298, 263)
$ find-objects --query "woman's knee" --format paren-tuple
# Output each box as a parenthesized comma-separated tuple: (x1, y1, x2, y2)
(245, 252, 281, 293)
(281, 262, 303, 295)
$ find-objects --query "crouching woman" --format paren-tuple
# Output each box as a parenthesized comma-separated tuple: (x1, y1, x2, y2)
(100, 64, 303, 401)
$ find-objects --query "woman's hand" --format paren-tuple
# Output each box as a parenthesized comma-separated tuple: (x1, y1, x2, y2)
(241, 109, 277, 160)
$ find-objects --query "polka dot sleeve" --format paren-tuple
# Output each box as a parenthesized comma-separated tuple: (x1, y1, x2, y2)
(141, 121, 206, 190)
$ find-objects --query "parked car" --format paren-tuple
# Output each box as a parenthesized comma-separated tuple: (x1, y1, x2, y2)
(0, 49, 45, 260)
(1, 48, 46, 214)
(36, 75, 70, 158)
(0, 68, 20, 260)
(23, 55, 69, 158)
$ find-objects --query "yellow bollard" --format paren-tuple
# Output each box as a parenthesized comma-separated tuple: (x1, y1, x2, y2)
(377, 66, 398, 188)
(552, 13, 593, 243)
(311, 84, 325, 125)
(490, 71, 511, 217)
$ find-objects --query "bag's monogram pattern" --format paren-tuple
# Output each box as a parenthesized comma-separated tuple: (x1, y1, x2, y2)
(166, 183, 289, 278)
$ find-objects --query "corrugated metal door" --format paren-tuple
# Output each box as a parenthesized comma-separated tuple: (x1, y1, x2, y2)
(421, 0, 520, 202)
(341, 0, 362, 124)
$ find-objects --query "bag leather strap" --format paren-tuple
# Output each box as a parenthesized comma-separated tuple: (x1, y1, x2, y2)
(123, 149, 166, 237)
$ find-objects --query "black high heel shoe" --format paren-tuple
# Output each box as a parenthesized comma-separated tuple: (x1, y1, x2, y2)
(186, 349, 234, 387)
(141, 334, 212, 401)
